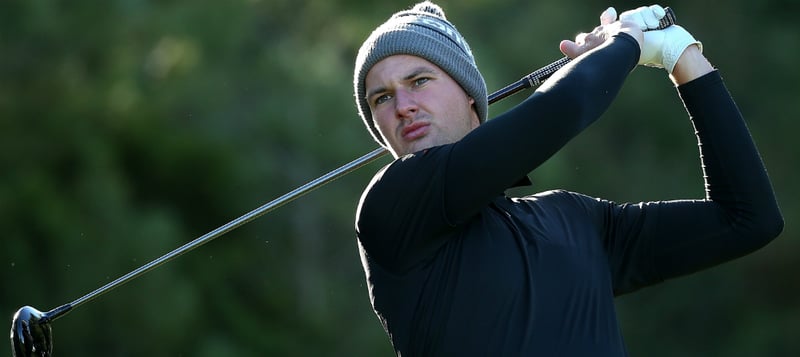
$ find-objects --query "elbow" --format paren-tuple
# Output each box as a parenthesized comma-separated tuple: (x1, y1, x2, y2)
(760, 205, 785, 241)
(744, 202, 785, 249)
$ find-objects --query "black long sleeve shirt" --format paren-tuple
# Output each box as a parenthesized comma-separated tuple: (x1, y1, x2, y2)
(355, 34, 783, 356)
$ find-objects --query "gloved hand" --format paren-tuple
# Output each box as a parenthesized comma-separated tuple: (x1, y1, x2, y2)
(619, 4, 703, 73)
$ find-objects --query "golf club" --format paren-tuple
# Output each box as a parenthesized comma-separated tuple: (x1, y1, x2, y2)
(10, 8, 675, 356)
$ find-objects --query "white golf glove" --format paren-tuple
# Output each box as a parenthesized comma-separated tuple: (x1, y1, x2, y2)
(619, 4, 703, 73)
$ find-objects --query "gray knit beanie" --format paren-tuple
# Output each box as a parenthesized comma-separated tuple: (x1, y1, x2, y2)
(354, 1, 488, 147)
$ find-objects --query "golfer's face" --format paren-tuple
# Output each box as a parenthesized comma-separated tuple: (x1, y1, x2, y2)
(365, 55, 480, 157)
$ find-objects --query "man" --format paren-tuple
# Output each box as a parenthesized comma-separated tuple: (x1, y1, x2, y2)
(352, 2, 783, 355)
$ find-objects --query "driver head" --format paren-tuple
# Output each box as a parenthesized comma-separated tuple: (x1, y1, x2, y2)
(10, 306, 53, 357)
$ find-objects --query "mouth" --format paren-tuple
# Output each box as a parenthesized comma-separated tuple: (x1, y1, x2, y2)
(401, 122, 430, 141)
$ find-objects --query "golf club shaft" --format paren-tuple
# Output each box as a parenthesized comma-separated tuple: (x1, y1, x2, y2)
(41, 8, 677, 323)
(42, 146, 388, 322)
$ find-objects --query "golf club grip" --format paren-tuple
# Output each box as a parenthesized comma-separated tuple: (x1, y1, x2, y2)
(488, 6, 676, 104)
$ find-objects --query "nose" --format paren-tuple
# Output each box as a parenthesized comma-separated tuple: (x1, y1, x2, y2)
(394, 89, 417, 119)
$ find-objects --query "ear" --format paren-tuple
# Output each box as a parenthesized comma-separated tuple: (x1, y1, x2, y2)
(467, 96, 481, 127)
(467, 96, 478, 117)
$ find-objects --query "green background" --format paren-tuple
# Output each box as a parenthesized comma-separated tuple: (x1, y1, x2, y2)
(2, 0, 797, 355)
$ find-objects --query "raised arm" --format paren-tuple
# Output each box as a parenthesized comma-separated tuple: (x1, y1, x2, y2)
(598, 9, 784, 293)
(442, 15, 644, 224)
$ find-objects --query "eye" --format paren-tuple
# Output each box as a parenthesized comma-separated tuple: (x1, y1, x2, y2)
(373, 93, 392, 106)
(413, 77, 430, 87)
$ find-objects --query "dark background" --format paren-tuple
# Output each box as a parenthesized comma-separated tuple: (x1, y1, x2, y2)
(2, 0, 797, 355)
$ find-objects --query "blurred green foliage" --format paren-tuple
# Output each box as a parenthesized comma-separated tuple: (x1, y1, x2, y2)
(1, 0, 797, 355)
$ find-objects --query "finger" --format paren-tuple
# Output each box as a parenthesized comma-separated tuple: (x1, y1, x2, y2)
(600, 7, 617, 25)
(650, 4, 666, 19)
(620, 6, 648, 30)
(641, 5, 663, 29)
(578, 32, 587, 43)
(559, 40, 581, 59)
(572, 32, 588, 46)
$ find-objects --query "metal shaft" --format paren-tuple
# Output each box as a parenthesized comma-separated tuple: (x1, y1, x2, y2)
(42, 146, 389, 322)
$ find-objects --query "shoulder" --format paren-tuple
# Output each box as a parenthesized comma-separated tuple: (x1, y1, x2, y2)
(360, 146, 452, 202)
(355, 146, 453, 235)
(355, 147, 458, 268)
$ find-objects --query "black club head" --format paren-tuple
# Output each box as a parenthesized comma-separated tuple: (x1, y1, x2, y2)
(10, 306, 53, 357)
